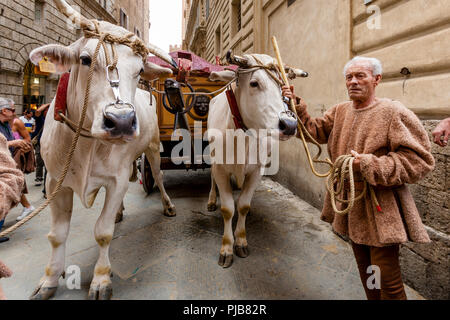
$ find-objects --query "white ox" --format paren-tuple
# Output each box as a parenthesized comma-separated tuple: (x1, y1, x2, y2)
(207, 53, 301, 268)
(28, 0, 176, 300)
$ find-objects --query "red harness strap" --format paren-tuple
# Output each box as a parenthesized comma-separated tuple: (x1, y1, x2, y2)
(54, 72, 70, 122)
(226, 88, 247, 131)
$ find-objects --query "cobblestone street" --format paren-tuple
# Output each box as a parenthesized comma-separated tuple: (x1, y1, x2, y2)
(0, 170, 423, 300)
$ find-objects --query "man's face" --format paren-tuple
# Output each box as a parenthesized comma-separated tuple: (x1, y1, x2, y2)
(345, 62, 381, 102)
(1, 105, 16, 121)
(26, 111, 32, 119)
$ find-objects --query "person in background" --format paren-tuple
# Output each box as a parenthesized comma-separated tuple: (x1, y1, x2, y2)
(5, 101, 35, 221)
(432, 117, 450, 147)
(32, 103, 50, 187)
(11, 116, 29, 142)
(0, 111, 25, 243)
(19, 109, 36, 134)
(0, 99, 30, 155)
(0, 133, 24, 298)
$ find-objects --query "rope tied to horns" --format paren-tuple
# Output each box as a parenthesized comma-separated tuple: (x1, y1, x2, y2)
(84, 21, 150, 64)
(0, 21, 139, 237)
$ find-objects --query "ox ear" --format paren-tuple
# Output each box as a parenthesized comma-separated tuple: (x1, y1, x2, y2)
(209, 70, 235, 82)
(142, 61, 173, 81)
(30, 44, 78, 74)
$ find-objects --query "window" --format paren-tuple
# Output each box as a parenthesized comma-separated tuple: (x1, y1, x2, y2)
(231, 0, 241, 36)
(120, 9, 128, 29)
(134, 27, 141, 39)
(35, 0, 44, 22)
(214, 25, 221, 56)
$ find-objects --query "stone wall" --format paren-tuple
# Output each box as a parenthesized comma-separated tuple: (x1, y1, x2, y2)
(401, 121, 450, 300)
(0, 0, 116, 112)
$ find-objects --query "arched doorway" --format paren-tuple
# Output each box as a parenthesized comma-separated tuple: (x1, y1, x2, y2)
(22, 60, 47, 112)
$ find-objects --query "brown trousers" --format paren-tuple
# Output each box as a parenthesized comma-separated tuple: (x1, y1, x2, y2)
(351, 242, 407, 300)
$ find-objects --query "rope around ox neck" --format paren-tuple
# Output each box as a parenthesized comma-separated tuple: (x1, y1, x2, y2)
(0, 35, 106, 238)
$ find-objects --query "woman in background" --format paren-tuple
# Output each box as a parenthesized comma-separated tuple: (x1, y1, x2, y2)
(9, 116, 35, 221)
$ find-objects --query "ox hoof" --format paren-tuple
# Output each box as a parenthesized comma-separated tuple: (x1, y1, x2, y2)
(218, 254, 233, 268)
(164, 206, 176, 217)
(234, 245, 249, 258)
(207, 203, 217, 212)
(29, 286, 57, 300)
(88, 284, 113, 300)
(115, 211, 124, 224)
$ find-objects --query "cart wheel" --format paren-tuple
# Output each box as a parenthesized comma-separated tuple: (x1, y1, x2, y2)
(141, 154, 155, 195)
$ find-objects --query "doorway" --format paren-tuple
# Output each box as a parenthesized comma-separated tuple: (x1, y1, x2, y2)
(23, 60, 47, 112)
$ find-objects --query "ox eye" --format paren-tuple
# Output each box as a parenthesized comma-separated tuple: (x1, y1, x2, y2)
(80, 56, 92, 66)
(250, 80, 259, 88)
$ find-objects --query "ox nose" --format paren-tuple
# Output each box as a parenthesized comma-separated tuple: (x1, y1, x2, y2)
(103, 109, 137, 137)
(278, 116, 297, 136)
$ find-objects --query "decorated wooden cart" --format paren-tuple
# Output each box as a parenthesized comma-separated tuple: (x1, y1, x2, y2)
(140, 50, 234, 193)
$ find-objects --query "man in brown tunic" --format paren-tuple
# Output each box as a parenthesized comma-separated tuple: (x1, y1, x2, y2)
(282, 56, 435, 300)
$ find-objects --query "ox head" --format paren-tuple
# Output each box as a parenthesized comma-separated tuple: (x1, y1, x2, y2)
(210, 52, 307, 141)
(29, 0, 175, 143)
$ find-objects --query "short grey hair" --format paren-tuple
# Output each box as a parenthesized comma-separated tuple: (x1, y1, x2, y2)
(343, 56, 383, 76)
(0, 97, 13, 110)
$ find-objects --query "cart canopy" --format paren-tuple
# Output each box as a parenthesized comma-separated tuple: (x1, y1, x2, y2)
(147, 50, 236, 77)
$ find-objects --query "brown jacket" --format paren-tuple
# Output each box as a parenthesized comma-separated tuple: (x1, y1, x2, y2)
(296, 98, 435, 247)
(0, 134, 25, 221)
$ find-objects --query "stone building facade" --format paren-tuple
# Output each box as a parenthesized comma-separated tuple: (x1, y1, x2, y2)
(0, 0, 149, 113)
(115, 0, 149, 45)
(183, 0, 449, 299)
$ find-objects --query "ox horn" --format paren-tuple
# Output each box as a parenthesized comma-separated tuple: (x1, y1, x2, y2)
(147, 43, 178, 70)
(285, 66, 309, 79)
(226, 50, 249, 67)
(54, 0, 94, 30)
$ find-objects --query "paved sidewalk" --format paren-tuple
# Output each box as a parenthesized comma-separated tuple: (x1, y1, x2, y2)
(0, 170, 424, 300)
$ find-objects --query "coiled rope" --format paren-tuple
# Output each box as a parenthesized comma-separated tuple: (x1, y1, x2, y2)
(326, 155, 381, 215)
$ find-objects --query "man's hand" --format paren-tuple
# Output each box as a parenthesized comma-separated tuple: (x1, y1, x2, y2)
(35, 103, 50, 117)
(432, 117, 450, 147)
(282, 85, 308, 117)
(8, 140, 32, 153)
(282, 85, 296, 100)
(351, 150, 361, 173)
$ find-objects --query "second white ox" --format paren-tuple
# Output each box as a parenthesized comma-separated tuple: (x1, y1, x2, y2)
(28, 0, 176, 299)
(207, 53, 300, 268)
